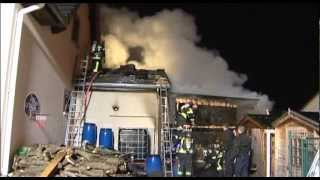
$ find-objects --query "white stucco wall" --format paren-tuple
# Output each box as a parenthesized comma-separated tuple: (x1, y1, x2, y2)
(85, 91, 160, 154)
(1, 3, 91, 174)
(8, 25, 68, 165)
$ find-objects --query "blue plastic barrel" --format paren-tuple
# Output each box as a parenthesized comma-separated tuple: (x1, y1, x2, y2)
(145, 155, 162, 177)
(82, 122, 97, 145)
(99, 128, 113, 149)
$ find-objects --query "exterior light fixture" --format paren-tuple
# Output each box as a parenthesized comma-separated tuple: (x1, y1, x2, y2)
(112, 105, 119, 111)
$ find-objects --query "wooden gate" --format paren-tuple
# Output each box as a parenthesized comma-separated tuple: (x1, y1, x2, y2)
(251, 128, 266, 176)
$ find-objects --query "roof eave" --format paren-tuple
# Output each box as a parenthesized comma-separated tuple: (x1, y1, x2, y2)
(272, 110, 319, 129)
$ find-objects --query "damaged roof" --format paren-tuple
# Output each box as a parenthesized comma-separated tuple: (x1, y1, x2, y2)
(91, 64, 171, 90)
(171, 92, 259, 111)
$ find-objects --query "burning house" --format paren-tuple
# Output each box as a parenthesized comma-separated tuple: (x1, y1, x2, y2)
(2, 3, 316, 178)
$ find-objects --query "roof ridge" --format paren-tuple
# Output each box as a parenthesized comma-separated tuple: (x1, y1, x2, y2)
(272, 110, 319, 128)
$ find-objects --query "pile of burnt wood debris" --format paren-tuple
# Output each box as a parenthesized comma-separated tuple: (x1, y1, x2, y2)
(8, 144, 139, 177)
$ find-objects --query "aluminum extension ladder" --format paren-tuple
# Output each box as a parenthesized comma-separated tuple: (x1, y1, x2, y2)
(64, 55, 89, 147)
(158, 79, 173, 177)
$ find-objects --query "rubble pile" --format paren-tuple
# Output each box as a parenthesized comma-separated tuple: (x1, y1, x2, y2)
(8, 144, 134, 177)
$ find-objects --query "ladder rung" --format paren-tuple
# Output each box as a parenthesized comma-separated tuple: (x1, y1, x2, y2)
(71, 90, 85, 93)
(67, 118, 83, 120)
(70, 103, 84, 105)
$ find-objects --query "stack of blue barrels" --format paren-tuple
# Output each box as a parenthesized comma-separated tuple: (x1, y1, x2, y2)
(82, 123, 167, 177)
(82, 122, 114, 149)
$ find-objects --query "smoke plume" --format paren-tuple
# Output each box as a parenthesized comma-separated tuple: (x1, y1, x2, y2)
(100, 6, 274, 114)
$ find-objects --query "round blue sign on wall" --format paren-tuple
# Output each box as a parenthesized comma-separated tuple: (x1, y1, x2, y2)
(25, 93, 40, 118)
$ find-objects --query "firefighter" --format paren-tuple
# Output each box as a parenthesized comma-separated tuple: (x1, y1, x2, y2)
(174, 102, 197, 176)
(176, 130, 193, 177)
(175, 103, 187, 128)
(214, 142, 224, 177)
(202, 141, 224, 177)
(222, 124, 235, 177)
(231, 126, 252, 177)
(202, 148, 216, 177)
(189, 104, 198, 125)
(91, 41, 105, 73)
(176, 103, 194, 129)
(202, 149, 215, 176)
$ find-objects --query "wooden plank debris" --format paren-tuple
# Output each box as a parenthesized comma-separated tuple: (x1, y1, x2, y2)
(9, 144, 132, 177)
(40, 150, 67, 177)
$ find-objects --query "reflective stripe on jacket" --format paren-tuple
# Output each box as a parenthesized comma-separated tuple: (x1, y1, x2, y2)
(177, 137, 193, 154)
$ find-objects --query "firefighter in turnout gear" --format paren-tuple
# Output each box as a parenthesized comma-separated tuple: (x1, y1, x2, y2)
(176, 130, 193, 177)
(176, 103, 195, 128)
(174, 101, 197, 177)
(214, 142, 224, 176)
(202, 141, 224, 177)
(91, 41, 105, 73)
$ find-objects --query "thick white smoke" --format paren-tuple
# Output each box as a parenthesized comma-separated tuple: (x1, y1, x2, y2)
(100, 6, 274, 114)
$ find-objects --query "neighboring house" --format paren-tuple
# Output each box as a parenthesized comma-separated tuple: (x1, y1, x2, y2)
(239, 113, 280, 177)
(272, 110, 319, 177)
(302, 93, 319, 112)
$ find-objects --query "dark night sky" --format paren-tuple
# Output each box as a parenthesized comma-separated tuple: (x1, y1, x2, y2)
(103, 3, 319, 111)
